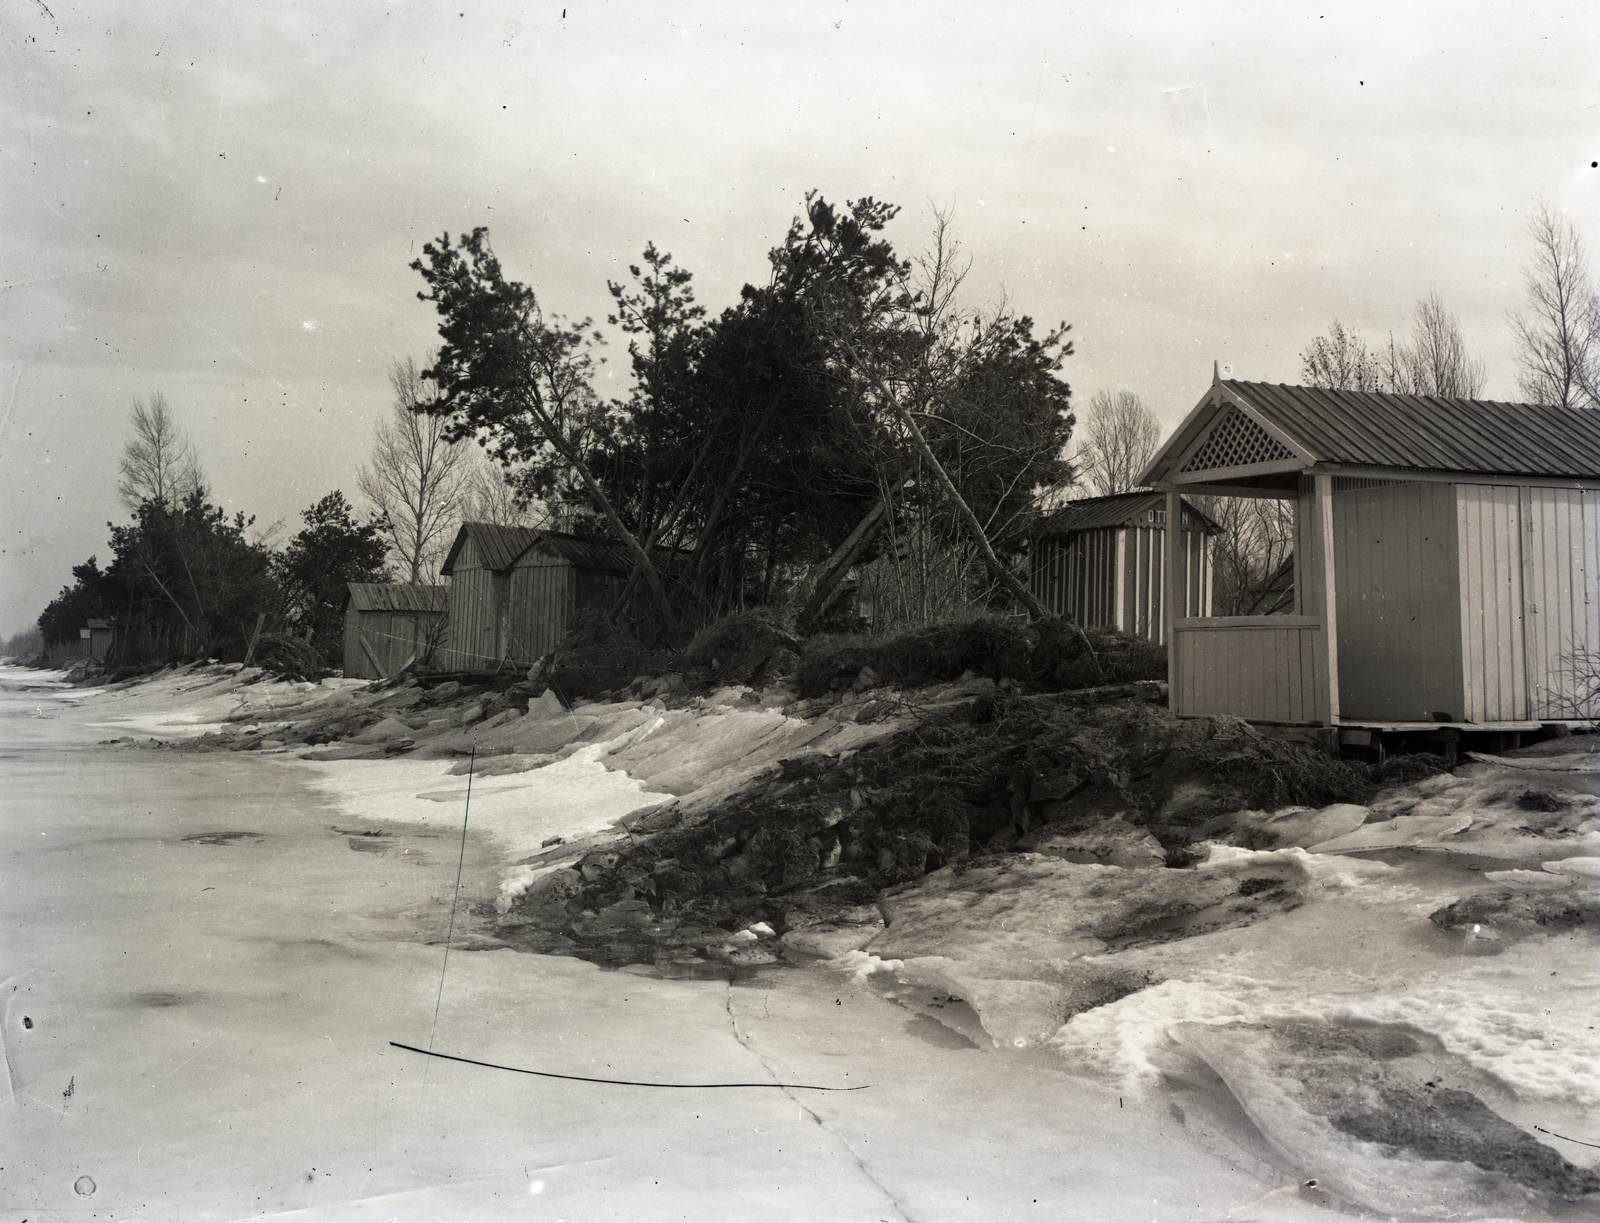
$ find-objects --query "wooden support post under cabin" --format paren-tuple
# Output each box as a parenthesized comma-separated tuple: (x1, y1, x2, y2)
(242, 612, 266, 667)
(1164, 485, 1183, 706)
(1313, 472, 1340, 726)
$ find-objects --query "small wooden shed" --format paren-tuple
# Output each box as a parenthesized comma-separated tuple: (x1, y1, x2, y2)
(1030, 492, 1217, 643)
(438, 523, 635, 673)
(1141, 373, 1600, 730)
(342, 583, 448, 680)
(77, 618, 115, 662)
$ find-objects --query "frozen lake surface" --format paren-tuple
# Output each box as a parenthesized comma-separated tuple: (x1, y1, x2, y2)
(9, 664, 1600, 1221)
(1, 666, 1346, 1222)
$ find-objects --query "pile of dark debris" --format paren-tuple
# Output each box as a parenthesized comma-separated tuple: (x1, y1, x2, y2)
(492, 690, 1404, 972)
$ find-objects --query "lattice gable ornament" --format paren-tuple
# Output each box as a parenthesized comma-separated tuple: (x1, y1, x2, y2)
(1178, 404, 1298, 473)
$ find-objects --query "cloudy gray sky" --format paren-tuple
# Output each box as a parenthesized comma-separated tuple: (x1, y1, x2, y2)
(3, 0, 1596, 637)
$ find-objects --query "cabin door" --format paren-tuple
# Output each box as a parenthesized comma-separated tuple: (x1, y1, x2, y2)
(1520, 487, 1600, 720)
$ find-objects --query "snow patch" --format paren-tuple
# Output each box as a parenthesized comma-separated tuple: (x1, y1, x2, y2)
(826, 949, 905, 984)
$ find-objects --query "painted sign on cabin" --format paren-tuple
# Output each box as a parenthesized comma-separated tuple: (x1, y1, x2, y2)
(1141, 376, 1600, 727)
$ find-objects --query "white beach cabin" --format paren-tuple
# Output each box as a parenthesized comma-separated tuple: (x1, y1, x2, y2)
(1140, 373, 1600, 747)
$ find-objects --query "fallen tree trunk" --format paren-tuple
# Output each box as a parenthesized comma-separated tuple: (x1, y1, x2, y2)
(1026, 680, 1168, 708)
(783, 497, 892, 633)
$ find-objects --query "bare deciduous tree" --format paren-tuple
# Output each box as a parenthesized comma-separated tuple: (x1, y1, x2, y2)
(1300, 320, 1381, 391)
(461, 456, 547, 528)
(1197, 495, 1296, 617)
(1073, 389, 1162, 495)
(1401, 291, 1487, 398)
(1302, 295, 1486, 398)
(117, 392, 205, 510)
(356, 358, 474, 583)
(1509, 203, 1600, 409)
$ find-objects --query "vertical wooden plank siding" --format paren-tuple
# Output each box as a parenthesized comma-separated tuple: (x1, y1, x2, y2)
(1094, 529, 1116, 624)
(1149, 528, 1164, 640)
(1183, 529, 1211, 623)
(368, 612, 396, 679)
(343, 605, 366, 678)
(507, 553, 572, 664)
(1132, 525, 1164, 642)
(1171, 618, 1324, 721)
(347, 610, 437, 678)
(1456, 486, 1529, 721)
(1029, 538, 1064, 616)
(1313, 474, 1340, 724)
(1165, 489, 1183, 695)
(1522, 487, 1600, 718)
(376, 612, 422, 679)
(1030, 529, 1114, 628)
(1331, 483, 1465, 720)
(1032, 521, 1211, 646)
(1118, 531, 1133, 634)
(445, 568, 503, 672)
(1294, 491, 1321, 623)
(574, 568, 629, 619)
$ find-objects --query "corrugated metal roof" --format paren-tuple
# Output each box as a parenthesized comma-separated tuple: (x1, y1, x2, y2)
(1038, 492, 1218, 536)
(345, 583, 448, 613)
(1225, 382, 1600, 478)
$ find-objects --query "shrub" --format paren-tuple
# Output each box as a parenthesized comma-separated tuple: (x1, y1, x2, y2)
(250, 633, 327, 682)
(793, 614, 1165, 698)
(794, 614, 1036, 697)
(541, 609, 676, 700)
(1031, 622, 1167, 689)
(682, 610, 801, 687)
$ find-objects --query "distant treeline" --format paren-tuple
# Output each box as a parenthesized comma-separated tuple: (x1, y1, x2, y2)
(37, 488, 387, 670)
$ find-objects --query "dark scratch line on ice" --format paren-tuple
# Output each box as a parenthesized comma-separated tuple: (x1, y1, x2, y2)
(1535, 1124, 1600, 1150)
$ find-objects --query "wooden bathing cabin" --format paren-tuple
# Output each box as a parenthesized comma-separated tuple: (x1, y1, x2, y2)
(1030, 492, 1218, 644)
(342, 583, 447, 680)
(437, 522, 637, 674)
(1141, 372, 1600, 753)
(51, 617, 115, 664)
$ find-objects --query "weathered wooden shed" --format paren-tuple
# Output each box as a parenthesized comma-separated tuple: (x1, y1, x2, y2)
(70, 617, 115, 662)
(438, 523, 635, 673)
(54, 617, 115, 663)
(1030, 492, 1218, 643)
(342, 583, 448, 680)
(1141, 374, 1600, 733)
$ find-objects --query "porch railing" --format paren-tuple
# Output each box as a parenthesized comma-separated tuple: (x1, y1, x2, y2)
(1170, 615, 1330, 724)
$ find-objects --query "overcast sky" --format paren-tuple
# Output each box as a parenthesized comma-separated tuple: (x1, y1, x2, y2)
(2, 0, 1596, 637)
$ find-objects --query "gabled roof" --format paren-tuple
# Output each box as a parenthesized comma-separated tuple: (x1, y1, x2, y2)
(1143, 379, 1600, 484)
(531, 532, 635, 575)
(440, 523, 544, 575)
(1037, 491, 1219, 535)
(439, 522, 642, 577)
(345, 583, 448, 613)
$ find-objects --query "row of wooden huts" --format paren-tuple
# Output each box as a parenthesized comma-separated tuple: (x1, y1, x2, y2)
(342, 503, 1210, 683)
(346, 378, 1600, 730)
(342, 523, 640, 680)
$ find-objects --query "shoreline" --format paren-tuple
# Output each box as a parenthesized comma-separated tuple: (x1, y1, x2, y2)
(8, 659, 1600, 1218)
